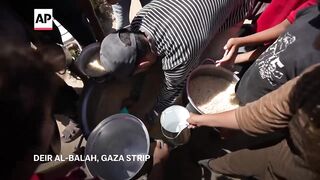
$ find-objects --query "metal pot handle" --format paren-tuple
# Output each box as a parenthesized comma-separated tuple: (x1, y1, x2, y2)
(161, 125, 189, 140)
(161, 126, 177, 140)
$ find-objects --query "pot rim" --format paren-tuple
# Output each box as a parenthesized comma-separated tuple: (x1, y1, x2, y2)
(186, 65, 239, 114)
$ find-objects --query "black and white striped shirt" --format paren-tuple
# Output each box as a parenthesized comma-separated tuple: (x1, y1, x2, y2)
(131, 0, 253, 115)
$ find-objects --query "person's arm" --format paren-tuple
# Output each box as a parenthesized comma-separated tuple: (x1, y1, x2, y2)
(148, 140, 169, 180)
(188, 77, 298, 136)
(229, 19, 290, 47)
(148, 61, 195, 123)
(216, 19, 291, 65)
(234, 45, 268, 63)
(235, 78, 296, 135)
(188, 110, 239, 129)
(218, 46, 268, 68)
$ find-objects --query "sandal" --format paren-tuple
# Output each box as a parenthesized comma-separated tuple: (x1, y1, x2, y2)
(61, 120, 82, 143)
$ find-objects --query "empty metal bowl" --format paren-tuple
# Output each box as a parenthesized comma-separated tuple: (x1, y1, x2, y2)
(76, 42, 108, 78)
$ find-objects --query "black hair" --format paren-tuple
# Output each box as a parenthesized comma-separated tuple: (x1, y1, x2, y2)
(135, 33, 151, 60)
(119, 31, 151, 62)
(291, 64, 320, 133)
(0, 43, 59, 178)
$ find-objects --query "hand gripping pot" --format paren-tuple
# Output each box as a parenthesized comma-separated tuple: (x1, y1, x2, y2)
(160, 105, 190, 146)
(85, 114, 150, 180)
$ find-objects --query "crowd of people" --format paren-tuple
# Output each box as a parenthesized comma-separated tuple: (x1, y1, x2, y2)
(0, 0, 319, 179)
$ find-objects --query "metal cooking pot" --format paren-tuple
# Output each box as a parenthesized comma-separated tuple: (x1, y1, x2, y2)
(160, 105, 190, 146)
(76, 42, 108, 78)
(79, 61, 163, 139)
(186, 64, 239, 114)
(79, 79, 105, 138)
(85, 114, 150, 180)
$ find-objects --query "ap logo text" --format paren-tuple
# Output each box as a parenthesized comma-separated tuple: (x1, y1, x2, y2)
(34, 9, 53, 31)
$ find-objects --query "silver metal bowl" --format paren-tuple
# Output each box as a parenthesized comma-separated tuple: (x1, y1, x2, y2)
(186, 65, 239, 114)
(76, 42, 108, 78)
(85, 114, 150, 180)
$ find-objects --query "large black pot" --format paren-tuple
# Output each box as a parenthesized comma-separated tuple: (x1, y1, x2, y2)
(79, 64, 163, 139)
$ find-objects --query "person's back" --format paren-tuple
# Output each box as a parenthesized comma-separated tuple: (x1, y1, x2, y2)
(129, 0, 254, 115)
(131, 0, 252, 69)
(89, 0, 256, 127)
(236, 5, 320, 104)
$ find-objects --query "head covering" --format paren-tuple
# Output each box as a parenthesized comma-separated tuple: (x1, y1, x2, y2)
(100, 29, 138, 79)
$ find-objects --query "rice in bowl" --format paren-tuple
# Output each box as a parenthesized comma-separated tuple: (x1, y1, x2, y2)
(189, 75, 239, 114)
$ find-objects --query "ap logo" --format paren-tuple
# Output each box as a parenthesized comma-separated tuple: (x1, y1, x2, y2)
(34, 9, 53, 30)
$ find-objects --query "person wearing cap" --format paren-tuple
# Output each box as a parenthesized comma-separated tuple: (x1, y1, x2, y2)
(91, 0, 254, 125)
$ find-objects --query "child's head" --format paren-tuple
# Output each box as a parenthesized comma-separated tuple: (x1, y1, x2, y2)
(0, 43, 60, 179)
(290, 64, 320, 172)
(292, 64, 320, 133)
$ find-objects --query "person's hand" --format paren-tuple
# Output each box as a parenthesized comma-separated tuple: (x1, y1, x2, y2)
(153, 140, 169, 166)
(187, 112, 203, 129)
(216, 38, 241, 68)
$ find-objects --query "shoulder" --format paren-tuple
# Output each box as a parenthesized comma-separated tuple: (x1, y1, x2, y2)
(295, 5, 318, 20)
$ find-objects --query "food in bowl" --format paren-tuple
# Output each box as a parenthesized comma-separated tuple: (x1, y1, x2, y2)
(189, 76, 239, 114)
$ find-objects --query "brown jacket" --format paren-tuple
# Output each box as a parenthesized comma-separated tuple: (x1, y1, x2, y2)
(235, 64, 320, 179)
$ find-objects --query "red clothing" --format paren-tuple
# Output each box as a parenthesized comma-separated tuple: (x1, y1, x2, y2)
(30, 174, 43, 180)
(256, 0, 317, 32)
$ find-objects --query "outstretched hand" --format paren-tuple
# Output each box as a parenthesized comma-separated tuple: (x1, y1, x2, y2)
(153, 140, 169, 165)
(187, 112, 203, 129)
(216, 38, 241, 68)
